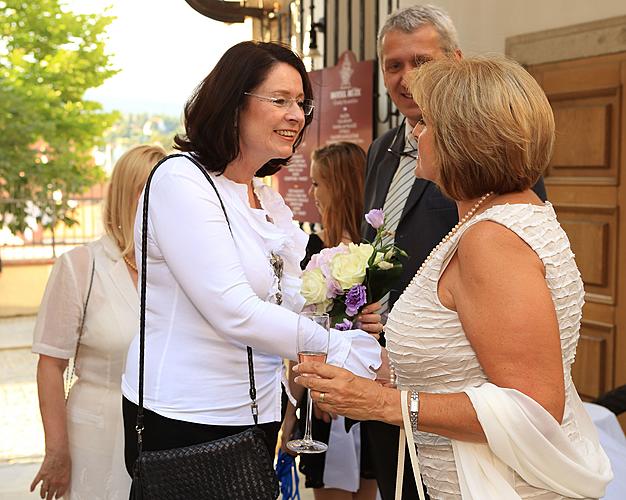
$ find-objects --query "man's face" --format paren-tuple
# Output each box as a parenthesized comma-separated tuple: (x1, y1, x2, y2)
(381, 25, 448, 127)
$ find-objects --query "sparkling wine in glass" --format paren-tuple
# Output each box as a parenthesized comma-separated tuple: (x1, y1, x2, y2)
(287, 312, 330, 454)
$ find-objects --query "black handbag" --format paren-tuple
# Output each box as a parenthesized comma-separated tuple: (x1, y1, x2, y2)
(131, 154, 280, 500)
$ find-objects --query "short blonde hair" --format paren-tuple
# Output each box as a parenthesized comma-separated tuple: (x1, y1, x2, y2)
(103, 145, 167, 256)
(408, 56, 554, 200)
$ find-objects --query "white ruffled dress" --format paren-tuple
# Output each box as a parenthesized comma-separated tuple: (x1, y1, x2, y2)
(386, 203, 612, 499)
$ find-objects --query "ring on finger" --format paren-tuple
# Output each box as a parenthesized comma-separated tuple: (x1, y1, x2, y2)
(319, 392, 326, 403)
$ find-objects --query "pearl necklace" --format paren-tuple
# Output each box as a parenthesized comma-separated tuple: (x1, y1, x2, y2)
(123, 255, 138, 273)
(415, 191, 495, 277)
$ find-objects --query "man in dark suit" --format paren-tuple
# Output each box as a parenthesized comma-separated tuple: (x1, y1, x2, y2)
(361, 5, 547, 499)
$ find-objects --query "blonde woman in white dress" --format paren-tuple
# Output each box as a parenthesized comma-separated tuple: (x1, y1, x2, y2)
(294, 57, 613, 499)
(30, 145, 166, 500)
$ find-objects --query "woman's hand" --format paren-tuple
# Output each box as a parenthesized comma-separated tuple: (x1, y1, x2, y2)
(293, 361, 401, 424)
(355, 301, 383, 339)
(30, 448, 71, 500)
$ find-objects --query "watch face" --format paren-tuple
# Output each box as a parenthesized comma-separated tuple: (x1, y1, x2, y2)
(410, 391, 419, 412)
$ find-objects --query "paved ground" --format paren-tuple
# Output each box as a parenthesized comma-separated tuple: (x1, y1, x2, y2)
(0, 315, 315, 499)
(0, 316, 43, 499)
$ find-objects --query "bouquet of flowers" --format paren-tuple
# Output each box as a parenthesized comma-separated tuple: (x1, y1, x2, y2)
(301, 209, 407, 330)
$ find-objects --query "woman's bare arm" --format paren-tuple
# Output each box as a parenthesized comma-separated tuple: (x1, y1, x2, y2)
(30, 355, 72, 499)
(295, 221, 566, 443)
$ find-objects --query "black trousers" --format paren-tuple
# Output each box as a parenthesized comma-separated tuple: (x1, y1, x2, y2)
(122, 397, 281, 476)
(363, 420, 424, 500)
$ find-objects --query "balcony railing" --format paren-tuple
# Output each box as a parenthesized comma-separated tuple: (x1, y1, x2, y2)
(0, 196, 104, 265)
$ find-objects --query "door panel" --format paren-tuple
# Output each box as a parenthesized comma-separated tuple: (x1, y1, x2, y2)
(528, 52, 626, 413)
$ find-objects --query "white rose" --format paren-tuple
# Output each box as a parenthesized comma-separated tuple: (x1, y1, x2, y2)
(301, 268, 328, 306)
(315, 299, 332, 314)
(348, 243, 374, 265)
(377, 260, 394, 270)
(330, 248, 369, 290)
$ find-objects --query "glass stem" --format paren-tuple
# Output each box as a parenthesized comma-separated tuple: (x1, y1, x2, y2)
(304, 388, 314, 442)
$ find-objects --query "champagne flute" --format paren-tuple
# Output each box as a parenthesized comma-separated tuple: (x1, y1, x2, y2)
(287, 312, 330, 454)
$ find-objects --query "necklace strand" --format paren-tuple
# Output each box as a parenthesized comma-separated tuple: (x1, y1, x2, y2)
(414, 191, 494, 278)
(123, 254, 138, 273)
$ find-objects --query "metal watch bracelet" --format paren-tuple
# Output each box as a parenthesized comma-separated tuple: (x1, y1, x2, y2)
(409, 390, 420, 433)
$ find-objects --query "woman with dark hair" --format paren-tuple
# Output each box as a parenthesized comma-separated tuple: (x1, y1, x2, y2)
(281, 142, 380, 500)
(120, 42, 382, 478)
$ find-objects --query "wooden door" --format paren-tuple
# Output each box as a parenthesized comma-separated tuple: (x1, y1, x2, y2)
(528, 52, 626, 428)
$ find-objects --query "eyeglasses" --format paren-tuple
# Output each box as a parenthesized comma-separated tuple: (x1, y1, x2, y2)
(244, 92, 315, 116)
(386, 117, 418, 160)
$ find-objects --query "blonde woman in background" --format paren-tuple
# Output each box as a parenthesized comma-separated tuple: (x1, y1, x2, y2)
(30, 145, 166, 499)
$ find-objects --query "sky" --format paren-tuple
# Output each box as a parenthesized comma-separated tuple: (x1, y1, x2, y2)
(69, 0, 252, 116)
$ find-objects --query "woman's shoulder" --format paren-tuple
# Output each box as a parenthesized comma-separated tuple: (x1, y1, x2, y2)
(56, 242, 93, 271)
(455, 202, 559, 269)
(468, 202, 558, 241)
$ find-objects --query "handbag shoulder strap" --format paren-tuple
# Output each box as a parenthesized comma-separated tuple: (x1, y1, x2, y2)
(135, 153, 260, 453)
(65, 250, 96, 403)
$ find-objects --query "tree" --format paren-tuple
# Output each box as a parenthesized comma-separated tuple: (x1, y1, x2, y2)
(0, 0, 118, 234)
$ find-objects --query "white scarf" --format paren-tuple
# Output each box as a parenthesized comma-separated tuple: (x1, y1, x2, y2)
(452, 383, 613, 499)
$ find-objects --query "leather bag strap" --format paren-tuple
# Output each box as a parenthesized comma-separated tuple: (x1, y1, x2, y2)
(65, 251, 96, 403)
(135, 153, 260, 454)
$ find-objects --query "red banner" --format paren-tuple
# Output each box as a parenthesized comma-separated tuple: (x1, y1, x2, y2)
(318, 51, 374, 148)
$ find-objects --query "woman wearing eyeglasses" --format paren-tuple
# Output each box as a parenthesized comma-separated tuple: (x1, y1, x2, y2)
(120, 41, 382, 481)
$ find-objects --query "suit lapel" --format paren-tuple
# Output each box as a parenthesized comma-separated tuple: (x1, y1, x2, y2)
(373, 128, 404, 212)
(363, 131, 401, 242)
(399, 178, 429, 225)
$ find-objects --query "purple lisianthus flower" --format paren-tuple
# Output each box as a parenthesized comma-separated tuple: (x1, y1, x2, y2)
(345, 284, 367, 317)
(365, 209, 384, 229)
(334, 318, 354, 331)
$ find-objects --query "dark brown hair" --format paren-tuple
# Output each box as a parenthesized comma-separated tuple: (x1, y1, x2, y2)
(312, 142, 366, 247)
(174, 41, 314, 177)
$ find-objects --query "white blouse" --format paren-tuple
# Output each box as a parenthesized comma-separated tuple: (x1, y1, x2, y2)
(121, 154, 380, 425)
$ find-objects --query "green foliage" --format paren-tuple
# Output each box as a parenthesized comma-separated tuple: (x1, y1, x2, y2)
(0, 0, 119, 233)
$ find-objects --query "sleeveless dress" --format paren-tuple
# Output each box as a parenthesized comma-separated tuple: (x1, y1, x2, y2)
(385, 202, 594, 499)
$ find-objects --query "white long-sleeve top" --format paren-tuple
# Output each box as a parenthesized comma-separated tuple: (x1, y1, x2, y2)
(121, 154, 381, 425)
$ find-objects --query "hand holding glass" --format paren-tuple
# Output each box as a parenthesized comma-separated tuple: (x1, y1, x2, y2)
(287, 312, 330, 454)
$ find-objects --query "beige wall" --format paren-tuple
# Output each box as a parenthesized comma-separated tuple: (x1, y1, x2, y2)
(400, 0, 626, 54)
(0, 264, 51, 317)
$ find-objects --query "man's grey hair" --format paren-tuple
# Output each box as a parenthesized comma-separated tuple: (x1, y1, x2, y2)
(377, 4, 460, 60)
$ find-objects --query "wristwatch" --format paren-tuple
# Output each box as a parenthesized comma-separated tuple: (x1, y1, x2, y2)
(409, 390, 420, 433)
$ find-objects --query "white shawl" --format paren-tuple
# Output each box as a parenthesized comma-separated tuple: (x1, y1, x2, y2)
(396, 384, 613, 499)
(452, 383, 613, 499)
